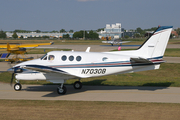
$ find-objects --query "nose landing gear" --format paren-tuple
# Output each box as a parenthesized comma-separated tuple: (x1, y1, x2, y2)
(14, 83, 22, 91)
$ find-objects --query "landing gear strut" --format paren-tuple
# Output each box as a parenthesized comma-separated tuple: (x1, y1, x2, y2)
(57, 84, 67, 95)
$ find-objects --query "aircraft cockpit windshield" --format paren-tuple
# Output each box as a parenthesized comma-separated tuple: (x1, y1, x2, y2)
(41, 54, 47, 60)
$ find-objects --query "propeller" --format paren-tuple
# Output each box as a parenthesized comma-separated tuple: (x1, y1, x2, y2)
(10, 67, 16, 86)
(10, 72, 14, 86)
(9, 67, 23, 86)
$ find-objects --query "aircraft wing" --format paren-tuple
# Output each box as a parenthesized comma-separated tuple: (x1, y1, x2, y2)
(0, 44, 12, 48)
(14, 42, 53, 48)
(20, 65, 81, 78)
(102, 41, 114, 44)
(130, 57, 152, 64)
(102, 41, 130, 44)
(0, 42, 53, 49)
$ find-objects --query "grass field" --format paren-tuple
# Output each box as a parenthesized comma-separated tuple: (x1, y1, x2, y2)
(0, 100, 180, 120)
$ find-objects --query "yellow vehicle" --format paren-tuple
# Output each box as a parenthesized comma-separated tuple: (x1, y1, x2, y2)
(0, 42, 53, 63)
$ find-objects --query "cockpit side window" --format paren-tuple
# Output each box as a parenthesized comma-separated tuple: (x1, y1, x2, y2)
(43, 56, 47, 60)
(48, 55, 55, 60)
(41, 54, 47, 60)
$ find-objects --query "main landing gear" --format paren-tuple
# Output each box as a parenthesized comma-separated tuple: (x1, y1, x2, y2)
(57, 84, 67, 95)
(73, 81, 82, 89)
(57, 80, 82, 95)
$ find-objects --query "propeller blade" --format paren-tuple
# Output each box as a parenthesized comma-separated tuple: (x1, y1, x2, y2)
(10, 72, 14, 86)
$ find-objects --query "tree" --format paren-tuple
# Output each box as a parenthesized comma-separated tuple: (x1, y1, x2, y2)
(175, 28, 180, 35)
(134, 33, 140, 38)
(124, 35, 129, 39)
(63, 34, 70, 38)
(73, 31, 83, 38)
(0, 30, 6, 38)
(136, 27, 143, 34)
(69, 30, 74, 33)
(14, 29, 31, 33)
(12, 32, 18, 39)
(97, 28, 104, 32)
(88, 30, 99, 39)
(34, 30, 41, 33)
(73, 30, 99, 39)
(60, 29, 66, 33)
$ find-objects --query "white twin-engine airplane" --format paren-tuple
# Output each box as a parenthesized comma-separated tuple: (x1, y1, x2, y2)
(8, 26, 173, 95)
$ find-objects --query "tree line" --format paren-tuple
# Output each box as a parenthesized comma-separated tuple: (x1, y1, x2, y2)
(1, 27, 180, 39)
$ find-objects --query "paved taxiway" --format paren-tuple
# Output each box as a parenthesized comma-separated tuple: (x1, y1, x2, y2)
(0, 83, 180, 103)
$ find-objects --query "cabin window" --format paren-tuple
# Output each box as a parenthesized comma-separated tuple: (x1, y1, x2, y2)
(62, 55, 67, 61)
(76, 56, 81, 61)
(48, 55, 55, 60)
(69, 55, 74, 61)
(102, 57, 108, 61)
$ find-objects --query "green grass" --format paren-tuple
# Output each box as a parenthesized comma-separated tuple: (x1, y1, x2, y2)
(1, 63, 180, 87)
(164, 48, 180, 57)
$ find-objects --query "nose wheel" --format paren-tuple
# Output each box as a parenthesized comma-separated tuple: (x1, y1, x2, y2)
(14, 83, 22, 91)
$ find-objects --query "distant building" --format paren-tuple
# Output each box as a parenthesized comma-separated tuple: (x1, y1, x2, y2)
(6, 32, 74, 38)
(144, 31, 154, 37)
(98, 23, 122, 39)
(122, 29, 139, 38)
(171, 30, 178, 37)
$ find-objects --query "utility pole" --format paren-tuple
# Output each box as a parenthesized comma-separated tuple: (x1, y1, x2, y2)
(83, 30, 85, 39)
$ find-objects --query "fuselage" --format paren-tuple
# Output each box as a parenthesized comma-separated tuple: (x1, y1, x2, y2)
(14, 50, 160, 82)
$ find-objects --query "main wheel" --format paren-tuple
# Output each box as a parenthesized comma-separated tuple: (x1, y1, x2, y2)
(73, 81, 82, 89)
(14, 83, 22, 91)
(57, 85, 67, 95)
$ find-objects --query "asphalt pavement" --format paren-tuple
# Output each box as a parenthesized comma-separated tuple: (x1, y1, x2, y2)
(0, 83, 180, 103)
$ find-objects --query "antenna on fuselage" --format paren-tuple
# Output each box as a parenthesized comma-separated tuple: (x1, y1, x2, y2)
(85, 47, 91, 52)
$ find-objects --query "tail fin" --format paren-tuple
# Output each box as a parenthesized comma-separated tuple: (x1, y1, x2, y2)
(137, 26, 173, 58)
(7, 43, 11, 51)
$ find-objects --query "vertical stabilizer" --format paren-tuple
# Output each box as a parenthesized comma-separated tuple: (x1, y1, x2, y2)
(7, 43, 11, 52)
(137, 26, 173, 58)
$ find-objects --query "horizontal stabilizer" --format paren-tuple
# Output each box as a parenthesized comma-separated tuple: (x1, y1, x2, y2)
(130, 57, 152, 64)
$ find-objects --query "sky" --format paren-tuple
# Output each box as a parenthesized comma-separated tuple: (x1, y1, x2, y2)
(0, 0, 179, 31)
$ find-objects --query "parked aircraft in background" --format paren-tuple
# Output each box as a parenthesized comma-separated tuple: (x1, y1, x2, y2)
(8, 26, 173, 95)
(102, 39, 130, 46)
(0, 42, 53, 63)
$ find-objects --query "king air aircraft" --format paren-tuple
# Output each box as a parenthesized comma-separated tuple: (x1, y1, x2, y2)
(8, 26, 173, 95)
